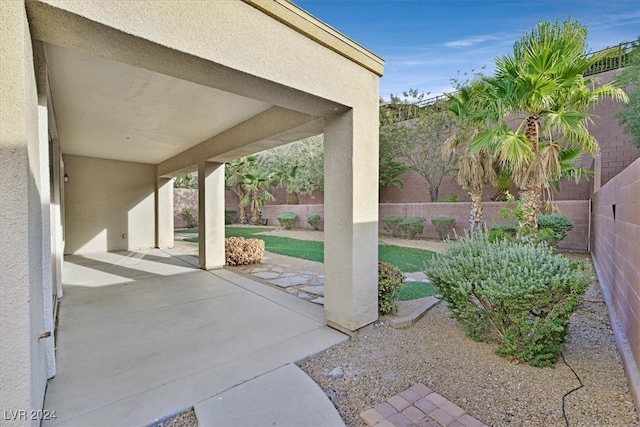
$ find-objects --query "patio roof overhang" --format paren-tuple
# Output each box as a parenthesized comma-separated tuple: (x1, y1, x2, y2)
(26, 0, 384, 172)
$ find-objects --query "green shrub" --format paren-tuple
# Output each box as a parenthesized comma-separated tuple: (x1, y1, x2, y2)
(425, 235, 591, 367)
(538, 214, 574, 244)
(378, 262, 405, 314)
(179, 208, 198, 228)
(307, 214, 321, 230)
(398, 216, 426, 239)
(487, 224, 518, 243)
(431, 216, 456, 240)
(225, 208, 237, 225)
(277, 212, 298, 230)
(383, 215, 404, 237)
(437, 194, 459, 202)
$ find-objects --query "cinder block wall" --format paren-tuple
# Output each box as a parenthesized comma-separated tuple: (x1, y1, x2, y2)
(591, 157, 640, 409)
(174, 188, 199, 228)
(261, 200, 590, 250)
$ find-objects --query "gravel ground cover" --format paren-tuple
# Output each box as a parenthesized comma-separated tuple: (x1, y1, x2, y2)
(298, 271, 638, 427)
(170, 231, 638, 427)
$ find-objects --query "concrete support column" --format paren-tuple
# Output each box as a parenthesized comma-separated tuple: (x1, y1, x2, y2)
(198, 161, 225, 270)
(323, 108, 379, 333)
(155, 176, 174, 248)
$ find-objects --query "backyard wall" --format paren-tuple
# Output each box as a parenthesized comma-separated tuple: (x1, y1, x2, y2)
(261, 200, 590, 251)
(64, 155, 156, 254)
(591, 157, 640, 409)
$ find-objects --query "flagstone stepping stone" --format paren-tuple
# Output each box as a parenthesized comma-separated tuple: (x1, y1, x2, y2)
(311, 297, 324, 305)
(301, 270, 321, 276)
(253, 272, 280, 280)
(297, 292, 312, 300)
(404, 277, 417, 282)
(301, 285, 324, 296)
(310, 280, 324, 286)
(270, 276, 307, 287)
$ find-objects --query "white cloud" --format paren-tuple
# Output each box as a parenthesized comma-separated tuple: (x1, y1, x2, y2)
(444, 34, 500, 48)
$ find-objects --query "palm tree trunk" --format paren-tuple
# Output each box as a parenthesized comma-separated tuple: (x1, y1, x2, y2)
(468, 185, 484, 234)
(521, 115, 542, 230)
(287, 191, 299, 205)
(250, 189, 260, 225)
(237, 190, 248, 224)
(519, 184, 541, 230)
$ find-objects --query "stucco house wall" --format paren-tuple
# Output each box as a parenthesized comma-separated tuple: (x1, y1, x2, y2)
(63, 155, 156, 254)
(0, 2, 50, 422)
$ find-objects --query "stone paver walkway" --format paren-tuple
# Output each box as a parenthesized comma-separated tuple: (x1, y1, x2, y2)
(360, 383, 487, 427)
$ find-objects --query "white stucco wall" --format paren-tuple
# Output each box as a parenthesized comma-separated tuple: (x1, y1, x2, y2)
(0, 2, 49, 423)
(63, 155, 156, 254)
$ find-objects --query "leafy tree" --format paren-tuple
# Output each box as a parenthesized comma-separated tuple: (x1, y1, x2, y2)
(467, 17, 628, 230)
(617, 38, 640, 148)
(379, 101, 411, 189)
(385, 90, 458, 202)
(173, 172, 198, 189)
(263, 135, 324, 204)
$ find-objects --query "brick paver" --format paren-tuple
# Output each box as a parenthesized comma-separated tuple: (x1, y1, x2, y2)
(360, 383, 488, 427)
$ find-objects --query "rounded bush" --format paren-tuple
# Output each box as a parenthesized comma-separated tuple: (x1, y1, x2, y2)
(307, 214, 321, 230)
(224, 208, 237, 225)
(431, 216, 456, 240)
(382, 215, 404, 237)
(225, 237, 265, 265)
(538, 214, 574, 244)
(277, 212, 298, 230)
(398, 216, 426, 239)
(378, 262, 405, 314)
(425, 235, 592, 367)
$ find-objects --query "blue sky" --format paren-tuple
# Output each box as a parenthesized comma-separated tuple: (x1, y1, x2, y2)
(292, 0, 640, 101)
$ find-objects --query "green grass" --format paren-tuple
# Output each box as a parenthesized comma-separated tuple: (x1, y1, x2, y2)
(399, 281, 439, 301)
(379, 245, 434, 272)
(185, 226, 437, 300)
(186, 227, 434, 272)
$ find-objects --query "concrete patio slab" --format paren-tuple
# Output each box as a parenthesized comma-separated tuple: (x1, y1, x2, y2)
(43, 249, 347, 426)
(195, 363, 346, 427)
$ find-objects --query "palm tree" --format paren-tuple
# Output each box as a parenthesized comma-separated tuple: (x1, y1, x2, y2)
(225, 156, 259, 224)
(468, 18, 628, 230)
(447, 81, 498, 233)
(240, 169, 276, 225)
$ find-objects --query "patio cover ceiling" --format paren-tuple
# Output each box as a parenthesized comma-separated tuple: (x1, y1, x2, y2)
(27, 0, 374, 174)
(44, 43, 273, 165)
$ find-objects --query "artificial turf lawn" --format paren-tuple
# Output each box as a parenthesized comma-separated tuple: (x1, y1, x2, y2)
(398, 281, 439, 301)
(184, 226, 437, 299)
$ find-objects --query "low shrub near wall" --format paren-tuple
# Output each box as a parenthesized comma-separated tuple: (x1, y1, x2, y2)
(277, 212, 298, 230)
(225, 237, 265, 265)
(425, 235, 592, 367)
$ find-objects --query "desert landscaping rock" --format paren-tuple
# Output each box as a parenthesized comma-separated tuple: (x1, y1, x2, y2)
(327, 366, 346, 380)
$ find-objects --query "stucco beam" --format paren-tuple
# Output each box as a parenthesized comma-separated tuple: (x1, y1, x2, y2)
(26, 0, 344, 118)
(243, 0, 384, 76)
(157, 106, 321, 177)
